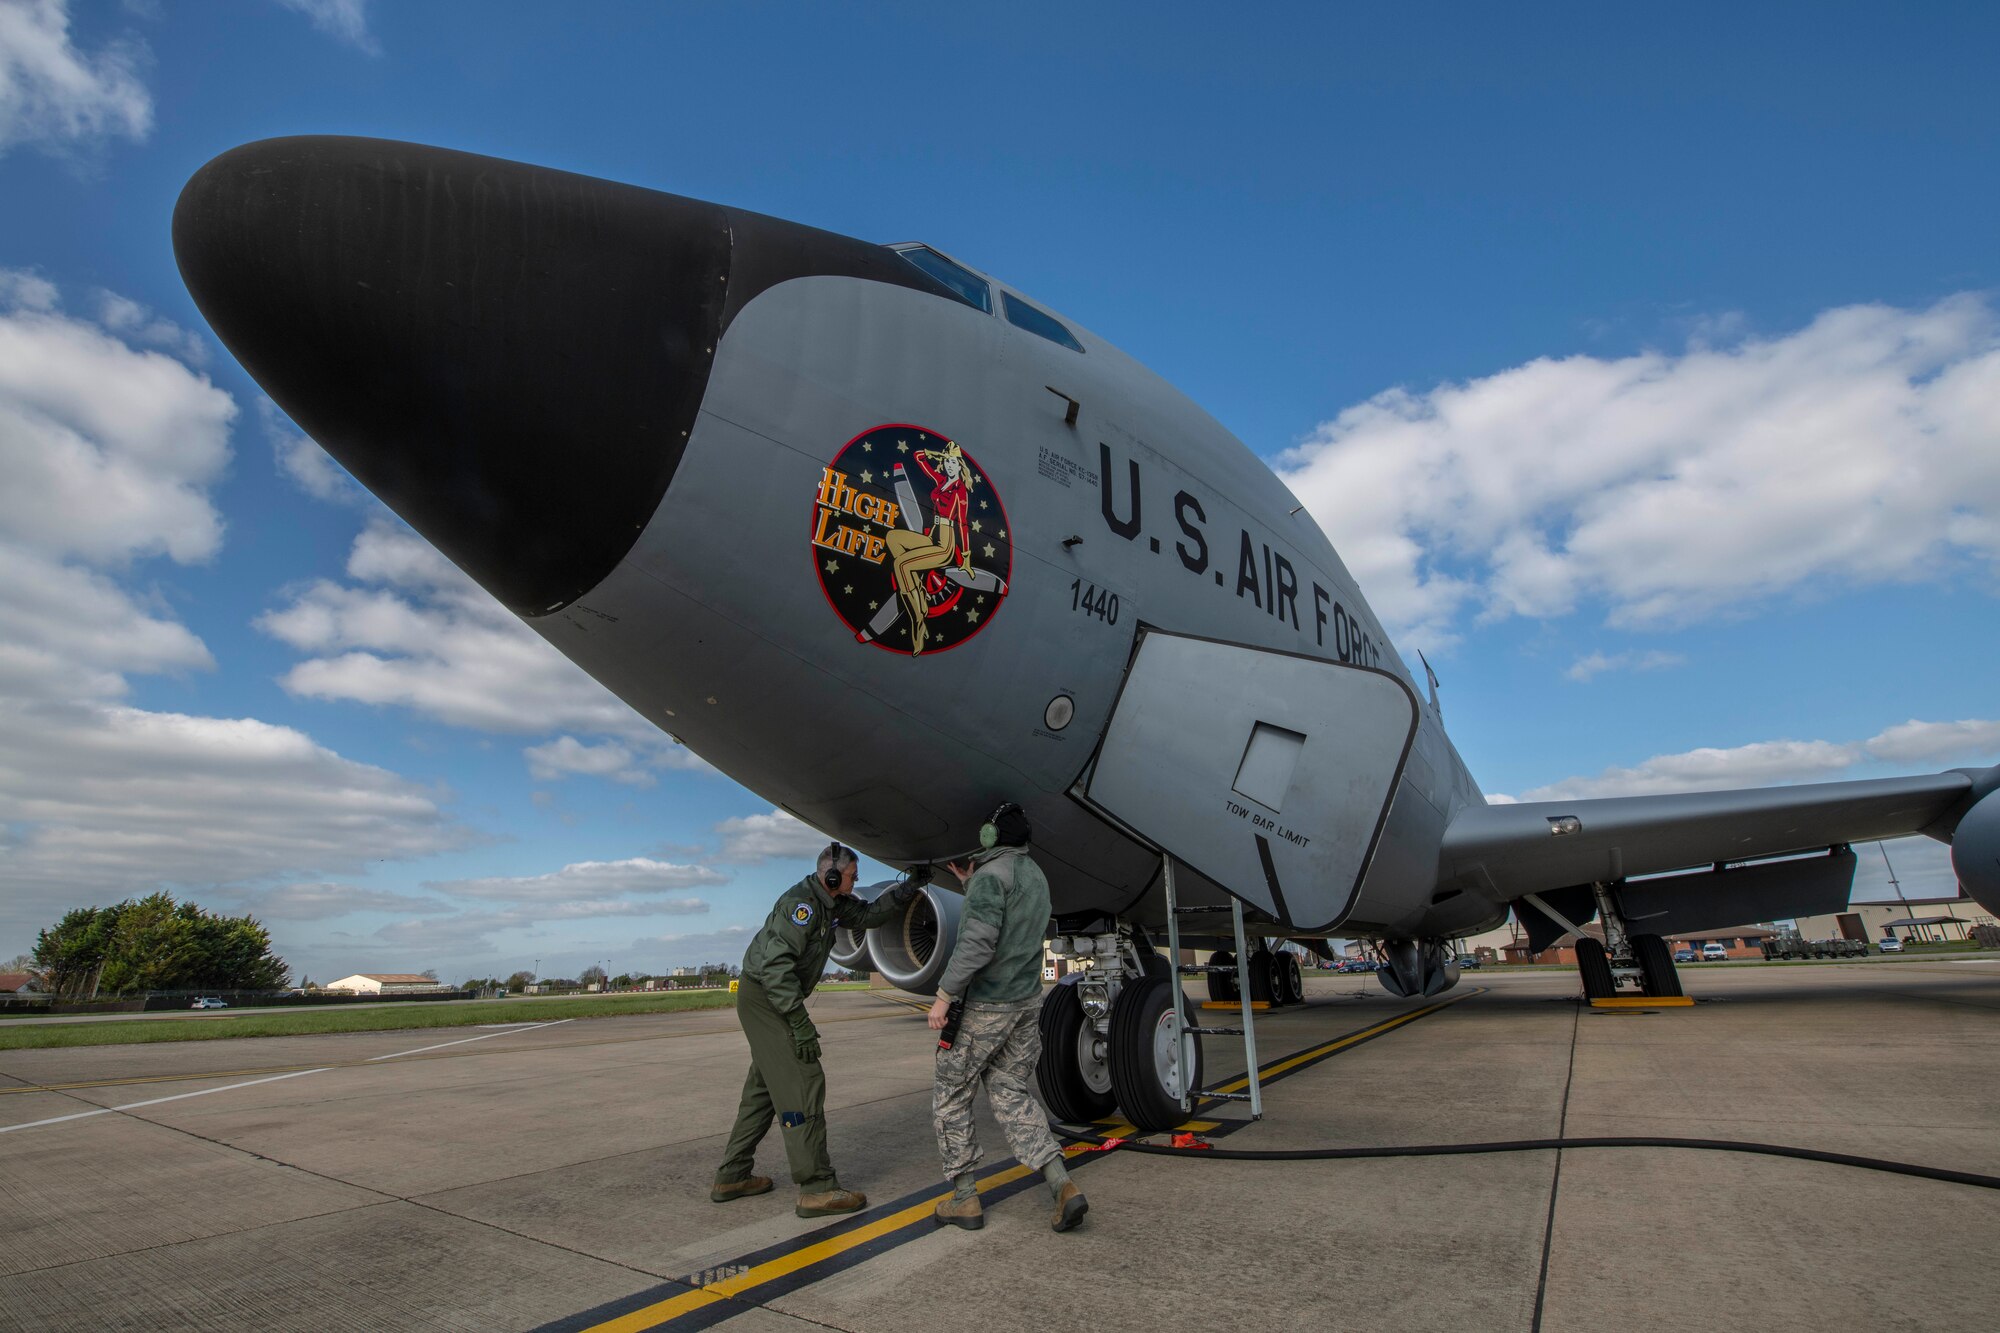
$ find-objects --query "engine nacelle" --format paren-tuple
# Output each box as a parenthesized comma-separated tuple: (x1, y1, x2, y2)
(865, 883, 964, 993)
(1951, 790, 2000, 916)
(1376, 937, 1460, 998)
(828, 880, 900, 972)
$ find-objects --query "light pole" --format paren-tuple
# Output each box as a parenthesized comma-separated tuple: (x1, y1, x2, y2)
(1881, 844, 1915, 943)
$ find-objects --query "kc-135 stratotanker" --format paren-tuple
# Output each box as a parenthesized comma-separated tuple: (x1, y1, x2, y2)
(174, 137, 2000, 1131)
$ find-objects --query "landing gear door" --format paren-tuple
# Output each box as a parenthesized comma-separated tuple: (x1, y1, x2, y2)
(1081, 629, 1419, 932)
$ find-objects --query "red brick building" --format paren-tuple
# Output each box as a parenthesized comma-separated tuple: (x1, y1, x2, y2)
(1501, 923, 1775, 965)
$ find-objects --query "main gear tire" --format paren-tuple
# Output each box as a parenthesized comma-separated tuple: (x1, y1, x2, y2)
(1108, 976, 1203, 1133)
(1282, 952, 1305, 1005)
(1206, 950, 1239, 1003)
(1575, 936, 1617, 1000)
(1248, 950, 1277, 1004)
(1633, 933, 1683, 998)
(1036, 983, 1116, 1124)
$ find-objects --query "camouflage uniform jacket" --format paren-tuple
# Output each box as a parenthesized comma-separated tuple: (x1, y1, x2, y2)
(740, 875, 908, 1017)
(935, 846, 1051, 1009)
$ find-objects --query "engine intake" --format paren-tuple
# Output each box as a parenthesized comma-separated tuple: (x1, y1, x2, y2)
(865, 883, 964, 993)
(828, 881, 900, 973)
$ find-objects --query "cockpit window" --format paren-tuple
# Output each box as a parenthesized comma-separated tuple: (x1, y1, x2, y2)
(1002, 292, 1084, 352)
(890, 245, 991, 313)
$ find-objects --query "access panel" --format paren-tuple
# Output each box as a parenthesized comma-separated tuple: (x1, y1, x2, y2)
(1082, 629, 1418, 931)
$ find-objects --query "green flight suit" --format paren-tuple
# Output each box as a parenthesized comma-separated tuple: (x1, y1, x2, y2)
(716, 873, 910, 1192)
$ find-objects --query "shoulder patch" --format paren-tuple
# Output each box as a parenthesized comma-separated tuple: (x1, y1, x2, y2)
(791, 901, 814, 927)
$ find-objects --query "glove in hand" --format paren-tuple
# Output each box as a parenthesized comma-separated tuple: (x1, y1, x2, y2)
(789, 1010, 820, 1063)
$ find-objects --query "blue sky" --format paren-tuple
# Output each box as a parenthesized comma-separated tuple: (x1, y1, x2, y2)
(2, 1, 1997, 981)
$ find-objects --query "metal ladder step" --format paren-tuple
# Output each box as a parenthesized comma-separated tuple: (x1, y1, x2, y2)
(1195, 1090, 1255, 1102)
(1175, 963, 1236, 975)
(1185, 1026, 1243, 1036)
(1171, 904, 1235, 914)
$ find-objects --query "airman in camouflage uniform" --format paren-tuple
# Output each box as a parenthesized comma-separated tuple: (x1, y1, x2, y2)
(713, 843, 919, 1218)
(927, 803, 1088, 1233)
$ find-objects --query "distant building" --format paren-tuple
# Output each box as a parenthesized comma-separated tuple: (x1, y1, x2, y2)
(1499, 923, 1776, 965)
(0, 972, 43, 994)
(1790, 894, 1998, 944)
(670, 966, 697, 977)
(325, 973, 450, 995)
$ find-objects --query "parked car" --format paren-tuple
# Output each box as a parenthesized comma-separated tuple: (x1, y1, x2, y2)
(190, 997, 228, 1009)
(1672, 948, 1697, 963)
(1452, 954, 1482, 970)
(1877, 937, 1903, 953)
(1699, 943, 1730, 962)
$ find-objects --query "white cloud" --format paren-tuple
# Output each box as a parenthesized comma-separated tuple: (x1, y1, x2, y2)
(91, 289, 204, 364)
(0, 268, 57, 310)
(1520, 739, 1860, 802)
(424, 858, 725, 903)
(261, 522, 681, 740)
(0, 701, 470, 923)
(261, 398, 363, 504)
(1515, 715, 2000, 802)
(713, 809, 826, 864)
(1566, 649, 1687, 683)
(0, 0, 151, 157)
(1863, 718, 2000, 766)
(0, 272, 475, 939)
(1280, 296, 2000, 650)
(0, 281, 235, 565)
(271, 0, 379, 55)
(525, 736, 653, 787)
(214, 882, 445, 921)
(623, 924, 756, 970)
(369, 894, 715, 961)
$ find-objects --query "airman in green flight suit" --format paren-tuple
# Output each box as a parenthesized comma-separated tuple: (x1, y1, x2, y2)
(712, 842, 921, 1217)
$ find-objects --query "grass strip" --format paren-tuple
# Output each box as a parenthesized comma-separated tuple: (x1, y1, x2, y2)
(0, 990, 739, 1050)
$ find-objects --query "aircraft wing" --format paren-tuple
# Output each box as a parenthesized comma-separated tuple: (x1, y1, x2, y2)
(1437, 770, 1987, 940)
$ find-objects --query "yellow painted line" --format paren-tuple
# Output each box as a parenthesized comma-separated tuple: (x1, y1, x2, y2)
(580, 1150, 1079, 1333)
(1204, 988, 1476, 1099)
(580, 992, 1481, 1332)
(1590, 995, 1695, 1008)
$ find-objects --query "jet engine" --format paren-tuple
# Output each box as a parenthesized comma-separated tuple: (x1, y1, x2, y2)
(1375, 937, 1460, 998)
(1951, 790, 2000, 916)
(865, 884, 963, 993)
(828, 881, 900, 973)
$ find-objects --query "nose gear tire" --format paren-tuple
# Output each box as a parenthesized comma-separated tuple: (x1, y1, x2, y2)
(1108, 976, 1203, 1133)
(1036, 981, 1117, 1124)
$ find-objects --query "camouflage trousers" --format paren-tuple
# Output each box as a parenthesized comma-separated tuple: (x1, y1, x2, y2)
(933, 1002, 1061, 1182)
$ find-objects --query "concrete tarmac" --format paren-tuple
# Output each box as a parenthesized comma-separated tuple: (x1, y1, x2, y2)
(0, 962, 1995, 1332)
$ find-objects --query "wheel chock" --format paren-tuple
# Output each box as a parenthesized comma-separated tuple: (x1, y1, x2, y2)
(1589, 995, 1695, 1008)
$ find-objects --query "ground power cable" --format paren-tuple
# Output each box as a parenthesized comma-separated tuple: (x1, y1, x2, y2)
(1051, 1126, 2000, 1191)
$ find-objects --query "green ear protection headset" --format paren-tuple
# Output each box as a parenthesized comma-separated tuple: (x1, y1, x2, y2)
(979, 802, 1022, 850)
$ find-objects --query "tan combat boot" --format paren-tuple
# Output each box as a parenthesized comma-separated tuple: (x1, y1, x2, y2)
(1050, 1181, 1088, 1232)
(709, 1175, 774, 1203)
(795, 1186, 867, 1218)
(933, 1194, 985, 1230)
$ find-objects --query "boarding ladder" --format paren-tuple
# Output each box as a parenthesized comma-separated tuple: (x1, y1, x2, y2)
(1161, 854, 1263, 1120)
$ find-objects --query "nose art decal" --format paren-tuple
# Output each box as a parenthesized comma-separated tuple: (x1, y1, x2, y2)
(810, 424, 1012, 657)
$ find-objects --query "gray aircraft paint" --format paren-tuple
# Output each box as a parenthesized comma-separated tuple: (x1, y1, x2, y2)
(524, 260, 1508, 940)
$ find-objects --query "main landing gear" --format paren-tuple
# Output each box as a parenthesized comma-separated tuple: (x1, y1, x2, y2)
(1201, 945, 1304, 1007)
(1559, 883, 1683, 1001)
(1038, 923, 1204, 1133)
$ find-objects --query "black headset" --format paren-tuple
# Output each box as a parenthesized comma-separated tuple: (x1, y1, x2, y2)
(822, 842, 850, 890)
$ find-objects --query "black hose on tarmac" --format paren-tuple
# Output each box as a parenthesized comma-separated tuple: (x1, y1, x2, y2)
(1052, 1127, 2000, 1191)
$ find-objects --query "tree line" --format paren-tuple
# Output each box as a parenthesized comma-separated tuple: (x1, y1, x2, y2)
(31, 894, 290, 1000)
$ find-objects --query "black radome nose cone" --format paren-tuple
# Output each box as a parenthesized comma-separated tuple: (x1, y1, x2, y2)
(173, 136, 730, 616)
